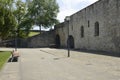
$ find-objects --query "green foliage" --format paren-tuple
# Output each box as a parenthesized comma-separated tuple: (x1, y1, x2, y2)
(0, 0, 14, 8)
(0, 51, 11, 70)
(13, 0, 28, 38)
(0, 5, 17, 39)
(0, 0, 59, 39)
(13, 0, 34, 38)
(27, 0, 59, 30)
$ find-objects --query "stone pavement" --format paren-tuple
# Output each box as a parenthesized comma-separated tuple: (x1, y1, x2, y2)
(0, 48, 120, 80)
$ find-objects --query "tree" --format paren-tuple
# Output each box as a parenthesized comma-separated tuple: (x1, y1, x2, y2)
(0, 0, 59, 39)
(27, 0, 59, 33)
(0, 0, 17, 40)
(0, 0, 14, 8)
(13, 0, 27, 38)
(13, 0, 35, 38)
(0, 0, 34, 39)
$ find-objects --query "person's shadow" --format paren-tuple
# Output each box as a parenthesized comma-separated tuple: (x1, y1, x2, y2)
(8, 57, 18, 62)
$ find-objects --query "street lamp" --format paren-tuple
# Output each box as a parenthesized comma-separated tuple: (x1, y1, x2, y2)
(64, 16, 70, 57)
(15, 27, 18, 51)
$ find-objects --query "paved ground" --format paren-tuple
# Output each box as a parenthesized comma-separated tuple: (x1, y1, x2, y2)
(0, 48, 120, 80)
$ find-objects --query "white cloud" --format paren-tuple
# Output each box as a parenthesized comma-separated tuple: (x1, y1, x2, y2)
(57, 0, 98, 22)
(33, 0, 98, 30)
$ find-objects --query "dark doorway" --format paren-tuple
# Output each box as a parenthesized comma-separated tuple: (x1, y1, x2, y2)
(55, 35, 61, 48)
(68, 35, 74, 49)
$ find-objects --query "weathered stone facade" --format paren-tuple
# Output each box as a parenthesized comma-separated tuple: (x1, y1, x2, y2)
(55, 0, 120, 53)
(0, 31, 55, 48)
(27, 30, 55, 48)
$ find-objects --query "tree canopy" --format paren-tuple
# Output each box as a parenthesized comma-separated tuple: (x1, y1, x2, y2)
(0, 0, 59, 39)
(0, 0, 17, 39)
(27, 0, 59, 32)
(13, 0, 31, 38)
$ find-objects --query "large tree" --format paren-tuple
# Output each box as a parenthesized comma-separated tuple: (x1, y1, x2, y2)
(0, 0, 33, 39)
(27, 0, 59, 33)
(0, 0, 17, 40)
(0, 0, 59, 39)
(13, 0, 34, 38)
(13, 0, 28, 38)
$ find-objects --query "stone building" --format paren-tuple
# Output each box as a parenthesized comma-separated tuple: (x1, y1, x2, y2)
(55, 0, 120, 54)
(2, 0, 120, 55)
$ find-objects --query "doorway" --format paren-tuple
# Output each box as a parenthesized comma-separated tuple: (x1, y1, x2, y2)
(55, 35, 61, 48)
(68, 35, 74, 48)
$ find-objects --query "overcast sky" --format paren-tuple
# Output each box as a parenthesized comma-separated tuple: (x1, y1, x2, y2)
(56, 0, 98, 22)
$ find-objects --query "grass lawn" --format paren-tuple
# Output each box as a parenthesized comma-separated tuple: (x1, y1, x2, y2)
(28, 31, 40, 37)
(0, 51, 11, 70)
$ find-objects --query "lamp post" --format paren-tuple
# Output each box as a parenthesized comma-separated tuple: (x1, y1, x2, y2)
(15, 28, 18, 51)
(65, 16, 70, 57)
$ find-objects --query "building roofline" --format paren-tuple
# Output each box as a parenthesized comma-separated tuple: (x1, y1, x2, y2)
(55, 0, 102, 28)
(54, 22, 65, 29)
(70, 0, 101, 17)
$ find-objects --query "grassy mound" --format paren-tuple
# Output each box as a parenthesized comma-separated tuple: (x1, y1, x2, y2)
(28, 31, 40, 37)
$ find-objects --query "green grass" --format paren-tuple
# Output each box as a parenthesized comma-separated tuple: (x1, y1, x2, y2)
(0, 51, 11, 70)
(28, 31, 40, 37)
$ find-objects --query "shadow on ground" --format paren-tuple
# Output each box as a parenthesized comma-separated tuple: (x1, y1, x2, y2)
(8, 57, 18, 62)
(54, 48, 120, 58)
(71, 49, 120, 58)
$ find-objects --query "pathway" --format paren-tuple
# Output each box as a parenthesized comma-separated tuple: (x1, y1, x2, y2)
(0, 48, 120, 80)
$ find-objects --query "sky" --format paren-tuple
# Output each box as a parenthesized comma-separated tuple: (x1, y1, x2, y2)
(56, 0, 98, 22)
(25, 0, 99, 30)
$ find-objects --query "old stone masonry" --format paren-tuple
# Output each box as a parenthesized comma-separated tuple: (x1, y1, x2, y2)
(28, 0, 120, 55)
(55, 0, 120, 54)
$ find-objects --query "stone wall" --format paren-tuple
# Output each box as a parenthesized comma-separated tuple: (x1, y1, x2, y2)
(55, 0, 120, 54)
(55, 23, 68, 47)
(0, 31, 55, 48)
(27, 30, 55, 48)
(0, 38, 28, 48)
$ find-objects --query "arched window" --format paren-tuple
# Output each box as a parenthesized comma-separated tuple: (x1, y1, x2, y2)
(81, 26, 84, 38)
(95, 22, 99, 36)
